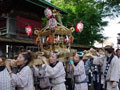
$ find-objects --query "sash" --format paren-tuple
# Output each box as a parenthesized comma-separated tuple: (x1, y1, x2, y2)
(104, 54, 114, 78)
(104, 54, 114, 90)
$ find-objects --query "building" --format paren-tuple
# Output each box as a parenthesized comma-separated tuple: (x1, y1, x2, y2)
(0, 0, 67, 58)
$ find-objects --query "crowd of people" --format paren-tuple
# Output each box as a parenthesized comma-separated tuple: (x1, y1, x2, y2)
(0, 45, 120, 90)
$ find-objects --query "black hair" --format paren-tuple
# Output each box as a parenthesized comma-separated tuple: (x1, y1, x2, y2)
(104, 47, 114, 54)
(77, 53, 82, 59)
(96, 48, 104, 52)
(116, 49, 120, 52)
(51, 52, 60, 58)
(21, 52, 32, 66)
(73, 53, 81, 60)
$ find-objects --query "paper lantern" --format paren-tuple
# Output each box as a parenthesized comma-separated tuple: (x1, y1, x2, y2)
(44, 8, 52, 18)
(25, 26, 33, 36)
(49, 18, 57, 30)
(76, 22, 84, 33)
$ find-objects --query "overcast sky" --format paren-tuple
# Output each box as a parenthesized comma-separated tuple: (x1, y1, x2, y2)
(103, 16, 120, 47)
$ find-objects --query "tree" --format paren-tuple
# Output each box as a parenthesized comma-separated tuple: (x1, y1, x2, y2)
(95, 0, 120, 18)
(44, 0, 51, 3)
(51, 0, 108, 45)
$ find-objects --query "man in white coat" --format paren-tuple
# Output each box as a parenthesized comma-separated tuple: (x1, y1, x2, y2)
(42, 52, 66, 90)
(70, 53, 88, 90)
(33, 64, 51, 90)
(0, 56, 14, 90)
(116, 49, 120, 90)
(89, 46, 119, 90)
(6, 52, 34, 90)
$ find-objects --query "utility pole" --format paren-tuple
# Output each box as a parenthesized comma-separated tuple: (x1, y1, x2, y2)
(117, 33, 120, 49)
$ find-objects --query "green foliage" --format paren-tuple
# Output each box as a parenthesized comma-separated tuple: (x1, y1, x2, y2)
(95, 0, 120, 18)
(41, 17, 48, 27)
(51, 0, 109, 45)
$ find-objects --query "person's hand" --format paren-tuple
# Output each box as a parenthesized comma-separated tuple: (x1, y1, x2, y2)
(33, 65, 36, 69)
(70, 57, 73, 61)
(69, 61, 74, 65)
(86, 54, 93, 57)
(10, 59, 17, 67)
(39, 65, 42, 69)
(42, 57, 48, 66)
(89, 48, 95, 52)
(112, 81, 117, 88)
(5, 59, 11, 68)
(42, 57, 47, 63)
(69, 60, 75, 69)
(5, 59, 12, 77)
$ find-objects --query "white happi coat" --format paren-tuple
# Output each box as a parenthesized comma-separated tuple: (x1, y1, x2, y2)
(0, 68, 14, 90)
(34, 64, 51, 90)
(11, 66, 34, 90)
(45, 62, 66, 90)
(93, 55, 119, 90)
(118, 57, 120, 79)
(73, 60, 88, 90)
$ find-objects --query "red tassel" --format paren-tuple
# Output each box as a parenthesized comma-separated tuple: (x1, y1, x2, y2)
(34, 37, 39, 46)
(71, 36, 74, 44)
(47, 35, 53, 45)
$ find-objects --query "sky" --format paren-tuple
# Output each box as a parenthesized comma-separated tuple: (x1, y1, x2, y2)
(95, 16, 120, 48)
(103, 16, 120, 47)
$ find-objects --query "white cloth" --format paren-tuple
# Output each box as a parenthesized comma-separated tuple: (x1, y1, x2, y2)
(118, 58, 120, 79)
(52, 83, 66, 90)
(0, 68, 14, 90)
(11, 66, 34, 90)
(45, 62, 66, 90)
(117, 85, 119, 90)
(93, 55, 120, 90)
(73, 60, 88, 90)
(34, 64, 51, 89)
(74, 83, 88, 90)
(106, 82, 118, 90)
